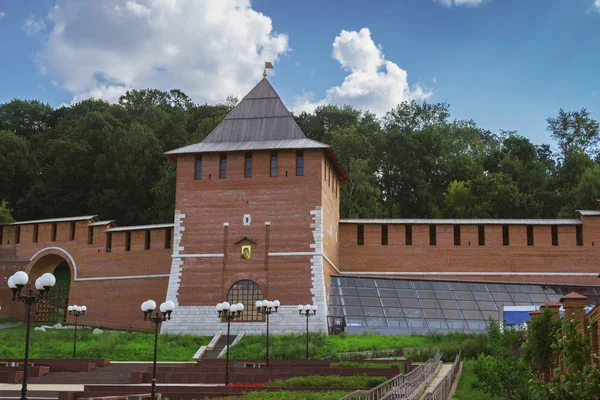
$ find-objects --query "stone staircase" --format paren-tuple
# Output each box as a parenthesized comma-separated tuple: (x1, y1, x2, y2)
(202, 335, 236, 359)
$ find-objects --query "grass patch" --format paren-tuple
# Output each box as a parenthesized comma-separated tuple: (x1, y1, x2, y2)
(227, 331, 490, 362)
(453, 359, 505, 400)
(265, 375, 387, 389)
(0, 325, 211, 361)
(206, 391, 349, 400)
(330, 361, 405, 372)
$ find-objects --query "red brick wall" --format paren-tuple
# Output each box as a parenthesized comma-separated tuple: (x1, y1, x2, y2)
(0, 220, 172, 330)
(339, 221, 600, 286)
(321, 155, 341, 299)
(174, 149, 325, 307)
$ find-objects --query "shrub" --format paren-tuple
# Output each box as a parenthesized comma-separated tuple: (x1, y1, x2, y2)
(330, 361, 405, 373)
(207, 391, 350, 400)
(265, 375, 387, 388)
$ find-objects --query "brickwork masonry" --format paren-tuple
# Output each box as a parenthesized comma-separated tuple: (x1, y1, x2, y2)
(162, 207, 329, 335)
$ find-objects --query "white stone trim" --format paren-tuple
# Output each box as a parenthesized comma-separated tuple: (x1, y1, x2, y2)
(217, 331, 245, 359)
(341, 271, 600, 277)
(223, 222, 229, 227)
(76, 274, 169, 281)
(164, 211, 185, 317)
(265, 221, 271, 226)
(268, 252, 317, 257)
(323, 254, 342, 274)
(177, 254, 224, 258)
(309, 207, 328, 334)
(30, 247, 79, 280)
(194, 331, 223, 360)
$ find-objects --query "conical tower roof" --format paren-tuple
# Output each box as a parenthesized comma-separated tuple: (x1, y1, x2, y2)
(165, 77, 348, 182)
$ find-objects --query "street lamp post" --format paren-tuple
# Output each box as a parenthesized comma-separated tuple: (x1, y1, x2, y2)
(141, 299, 175, 400)
(298, 304, 317, 360)
(256, 299, 279, 367)
(7, 271, 56, 400)
(216, 302, 244, 385)
(67, 305, 86, 358)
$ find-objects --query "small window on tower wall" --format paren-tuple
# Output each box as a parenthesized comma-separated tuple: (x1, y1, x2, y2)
(88, 226, 94, 245)
(145, 230, 151, 250)
(551, 225, 558, 246)
(106, 233, 112, 252)
(478, 225, 485, 246)
(51, 223, 57, 241)
(125, 232, 131, 251)
(357, 224, 364, 246)
(270, 152, 278, 177)
(245, 152, 252, 178)
(502, 225, 510, 246)
(70, 222, 76, 240)
(527, 225, 534, 246)
(454, 225, 461, 246)
(381, 225, 388, 245)
(195, 154, 202, 180)
(33, 224, 39, 243)
(16, 226, 20, 244)
(429, 225, 437, 246)
(576, 225, 583, 246)
(296, 150, 304, 176)
(0, 226, 3, 245)
(405, 225, 412, 246)
(219, 153, 227, 179)
(165, 229, 172, 249)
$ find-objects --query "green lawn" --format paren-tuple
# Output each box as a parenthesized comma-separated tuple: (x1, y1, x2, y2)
(453, 359, 505, 400)
(0, 325, 211, 361)
(227, 332, 489, 362)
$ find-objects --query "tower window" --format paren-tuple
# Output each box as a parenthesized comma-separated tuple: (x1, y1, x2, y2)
(106, 232, 112, 252)
(245, 152, 252, 178)
(502, 225, 510, 246)
(454, 225, 461, 246)
(33, 224, 39, 243)
(51, 223, 57, 241)
(195, 154, 202, 180)
(165, 228, 172, 249)
(270, 151, 278, 177)
(296, 150, 304, 176)
(125, 232, 131, 251)
(219, 153, 227, 179)
(527, 225, 534, 246)
(16, 226, 20, 244)
(70, 222, 76, 241)
(357, 224, 364, 246)
(0, 226, 3, 245)
(405, 225, 412, 246)
(88, 226, 94, 245)
(145, 230, 151, 250)
(551, 225, 558, 246)
(429, 225, 436, 246)
(381, 224, 388, 246)
(478, 225, 485, 246)
(576, 225, 583, 246)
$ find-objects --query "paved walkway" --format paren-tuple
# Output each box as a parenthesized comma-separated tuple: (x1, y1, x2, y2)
(423, 363, 453, 395)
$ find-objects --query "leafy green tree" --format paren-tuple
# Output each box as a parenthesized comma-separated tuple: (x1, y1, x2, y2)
(0, 99, 53, 139)
(0, 200, 15, 223)
(547, 108, 599, 157)
(524, 307, 560, 380)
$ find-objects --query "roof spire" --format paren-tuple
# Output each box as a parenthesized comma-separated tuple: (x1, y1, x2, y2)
(263, 61, 273, 78)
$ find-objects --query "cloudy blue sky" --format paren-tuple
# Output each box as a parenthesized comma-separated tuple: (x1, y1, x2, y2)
(0, 0, 598, 145)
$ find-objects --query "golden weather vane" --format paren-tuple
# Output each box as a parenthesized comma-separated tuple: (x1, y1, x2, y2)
(263, 61, 273, 78)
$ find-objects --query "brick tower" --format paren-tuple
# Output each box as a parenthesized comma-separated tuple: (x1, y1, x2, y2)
(162, 76, 347, 335)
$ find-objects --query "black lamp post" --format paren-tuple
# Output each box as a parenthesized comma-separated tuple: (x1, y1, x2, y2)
(67, 305, 86, 358)
(297, 304, 318, 360)
(7, 271, 56, 400)
(141, 299, 175, 400)
(216, 302, 244, 385)
(255, 299, 279, 367)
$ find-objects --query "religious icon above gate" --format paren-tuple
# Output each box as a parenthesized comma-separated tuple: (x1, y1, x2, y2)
(241, 245, 252, 260)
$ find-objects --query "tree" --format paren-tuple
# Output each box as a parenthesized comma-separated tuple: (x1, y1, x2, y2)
(0, 99, 53, 139)
(547, 108, 599, 157)
(524, 307, 560, 380)
(0, 200, 14, 223)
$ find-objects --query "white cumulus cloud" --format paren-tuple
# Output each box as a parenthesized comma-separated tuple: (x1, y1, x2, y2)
(23, 15, 47, 35)
(292, 28, 430, 117)
(436, 0, 488, 7)
(35, 0, 289, 104)
(593, 0, 600, 13)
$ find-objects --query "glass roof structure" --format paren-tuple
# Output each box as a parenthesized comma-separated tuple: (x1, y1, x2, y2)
(327, 276, 600, 334)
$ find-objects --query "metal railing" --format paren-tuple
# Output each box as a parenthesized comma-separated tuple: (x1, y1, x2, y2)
(339, 351, 442, 400)
(420, 351, 462, 400)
